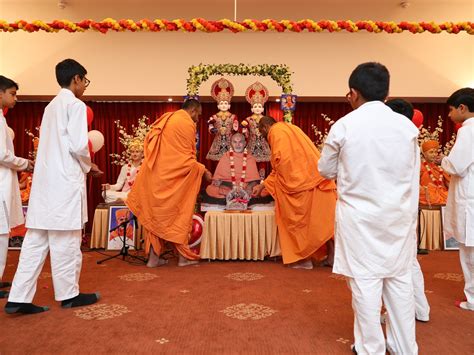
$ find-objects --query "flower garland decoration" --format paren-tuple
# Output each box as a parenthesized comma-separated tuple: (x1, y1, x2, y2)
(229, 147, 248, 188)
(311, 113, 335, 151)
(110, 115, 151, 165)
(0, 19, 472, 34)
(126, 163, 140, 188)
(422, 161, 445, 187)
(187, 63, 295, 122)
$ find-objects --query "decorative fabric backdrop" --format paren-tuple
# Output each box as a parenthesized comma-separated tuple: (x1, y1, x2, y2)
(6, 100, 451, 232)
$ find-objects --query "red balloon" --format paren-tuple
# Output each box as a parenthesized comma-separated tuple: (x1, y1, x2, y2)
(412, 109, 424, 128)
(86, 106, 94, 127)
(190, 219, 203, 244)
(455, 123, 462, 132)
(2, 107, 8, 116)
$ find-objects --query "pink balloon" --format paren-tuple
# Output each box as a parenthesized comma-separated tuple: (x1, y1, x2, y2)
(412, 109, 424, 128)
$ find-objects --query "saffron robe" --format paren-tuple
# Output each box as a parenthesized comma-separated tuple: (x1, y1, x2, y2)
(126, 110, 205, 258)
(263, 122, 337, 264)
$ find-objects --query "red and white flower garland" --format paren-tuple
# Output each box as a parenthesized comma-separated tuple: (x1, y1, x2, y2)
(423, 161, 444, 187)
(229, 148, 247, 188)
(126, 163, 140, 188)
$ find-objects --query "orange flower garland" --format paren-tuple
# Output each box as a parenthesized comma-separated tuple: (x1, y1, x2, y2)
(0, 19, 472, 34)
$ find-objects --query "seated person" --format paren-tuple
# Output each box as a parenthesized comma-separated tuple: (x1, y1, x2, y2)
(419, 140, 450, 206)
(203, 133, 272, 207)
(102, 142, 143, 204)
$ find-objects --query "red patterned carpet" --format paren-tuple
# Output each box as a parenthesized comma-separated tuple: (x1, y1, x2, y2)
(0, 250, 473, 354)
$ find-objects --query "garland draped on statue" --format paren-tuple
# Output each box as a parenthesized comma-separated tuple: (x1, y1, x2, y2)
(6, 101, 452, 232)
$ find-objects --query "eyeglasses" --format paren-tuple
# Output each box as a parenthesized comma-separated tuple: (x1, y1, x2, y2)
(84, 77, 91, 88)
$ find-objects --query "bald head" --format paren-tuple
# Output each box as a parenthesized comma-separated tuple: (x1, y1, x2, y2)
(258, 116, 277, 139)
(182, 99, 202, 123)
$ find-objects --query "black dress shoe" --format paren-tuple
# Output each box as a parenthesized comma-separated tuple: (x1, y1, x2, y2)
(4, 302, 49, 314)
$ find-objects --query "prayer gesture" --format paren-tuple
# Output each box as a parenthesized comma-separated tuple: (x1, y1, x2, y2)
(203, 169, 213, 183)
(25, 159, 35, 172)
(251, 183, 265, 197)
(434, 154, 445, 165)
(88, 163, 104, 178)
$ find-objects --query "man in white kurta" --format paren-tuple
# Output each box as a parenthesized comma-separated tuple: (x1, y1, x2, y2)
(319, 62, 419, 355)
(441, 87, 474, 311)
(0, 76, 32, 299)
(6, 59, 101, 314)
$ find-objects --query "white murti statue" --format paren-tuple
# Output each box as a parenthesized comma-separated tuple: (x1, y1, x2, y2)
(206, 78, 239, 161)
(242, 81, 271, 179)
(102, 140, 143, 203)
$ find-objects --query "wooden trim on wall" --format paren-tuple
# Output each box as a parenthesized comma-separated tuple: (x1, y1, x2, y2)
(17, 95, 448, 103)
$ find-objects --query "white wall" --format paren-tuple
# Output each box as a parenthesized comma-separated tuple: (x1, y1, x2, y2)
(1, 0, 473, 98)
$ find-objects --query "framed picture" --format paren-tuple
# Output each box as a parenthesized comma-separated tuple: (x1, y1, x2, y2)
(441, 206, 460, 250)
(8, 205, 28, 250)
(280, 94, 297, 111)
(107, 206, 136, 251)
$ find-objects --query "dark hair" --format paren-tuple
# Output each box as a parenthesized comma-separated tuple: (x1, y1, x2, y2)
(258, 116, 277, 127)
(348, 62, 390, 102)
(55, 59, 87, 87)
(447, 88, 474, 112)
(385, 98, 414, 120)
(182, 99, 201, 110)
(0, 75, 19, 91)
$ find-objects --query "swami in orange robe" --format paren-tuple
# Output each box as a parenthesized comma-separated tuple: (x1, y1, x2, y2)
(253, 117, 337, 268)
(126, 101, 209, 267)
(419, 140, 450, 206)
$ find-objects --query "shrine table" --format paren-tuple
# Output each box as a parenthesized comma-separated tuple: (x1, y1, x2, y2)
(200, 210, 281, 260)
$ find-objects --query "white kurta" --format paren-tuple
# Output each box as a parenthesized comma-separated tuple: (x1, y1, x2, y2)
(0, 112, 28, 234)
(318, 101, 420, 279)
(26, 89, 91, 230)
(441, 117, 474, 247)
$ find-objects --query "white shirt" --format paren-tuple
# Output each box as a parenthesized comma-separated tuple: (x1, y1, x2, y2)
(441, 117, 474, 246)
(26, 89, 91, 230)
(318, 101, 420, 279)
(0, 112, 28, 233)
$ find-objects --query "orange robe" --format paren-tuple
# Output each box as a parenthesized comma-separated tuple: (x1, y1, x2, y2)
(263, 122, 337, 264)
(126, 110, 205, 259)
(419, 161, 450, 205)
(206, 151, 261, 198)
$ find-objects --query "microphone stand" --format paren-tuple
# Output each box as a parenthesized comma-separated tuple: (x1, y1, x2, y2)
(97, 215, 146, 264)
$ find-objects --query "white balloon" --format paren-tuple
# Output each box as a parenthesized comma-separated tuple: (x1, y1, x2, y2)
(7, 126, 15, 140)
(87, 130, 104, 153)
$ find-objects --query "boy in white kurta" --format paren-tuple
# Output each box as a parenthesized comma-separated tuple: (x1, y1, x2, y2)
(5, 59, 103, 314)
(319, 63, 419, 355)
(0, 76, 33, 299)
(386, 98, 431, 322)
(440, 87, 474, 311)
